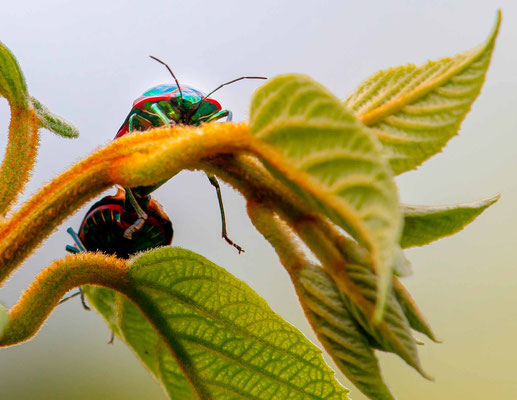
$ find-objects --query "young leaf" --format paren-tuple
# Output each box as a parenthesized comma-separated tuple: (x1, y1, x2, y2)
(393, 246, 412, 277)
(392, 279, 438, 342)
(296, 263, 396, 400)
(0, 42, 77, 217)
(31, 97, 79, 138)
(344, 11, 500, 174)
(337, 264, 429, 379)
(250, 74, 401, 313)
(84, 247, 349, 400)
(401, 194, 499, 248)
(0, 41, 28, 108)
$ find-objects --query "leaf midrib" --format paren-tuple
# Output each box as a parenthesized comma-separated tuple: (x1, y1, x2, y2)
(358, 37, 495, 126)
(133, 273, 323, 371)
(178, 332, 336, 400)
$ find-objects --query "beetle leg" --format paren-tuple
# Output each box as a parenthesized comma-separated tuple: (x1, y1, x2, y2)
(128, 113, 137, 132)
(59, 289, 90, 311)
(128, 113, 154, 133)
(150, 103, 172, 126)
(65, 244, 80, 254)
(67, 227, 86, 252)
(61, 228, 91, 310)
(206, 173, 244, 254)
(79, 289, 91, 311)
(124, 112, 152, 239)
(203, 109, 231, 124)
(59, 290, 81, 304)
(123, 188, 148, 239)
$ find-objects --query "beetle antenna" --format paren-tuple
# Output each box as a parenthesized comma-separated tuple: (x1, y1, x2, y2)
(149, 55, 183, 99)
(191, 76, 267, 117)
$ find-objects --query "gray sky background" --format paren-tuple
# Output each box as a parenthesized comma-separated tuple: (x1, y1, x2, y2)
(1, 1, 516, 399)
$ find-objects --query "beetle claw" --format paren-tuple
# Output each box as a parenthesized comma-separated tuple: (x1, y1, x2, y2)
(223, 234, 245, 254)
(80, 289, 91, 311)
(124, 218, 146, 239)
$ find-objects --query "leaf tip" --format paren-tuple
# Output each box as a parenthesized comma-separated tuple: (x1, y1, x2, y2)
(31, 97, 80, 139)
(486, 9, 502, 47)
(422, 370, 435, 382)
(485, 193, 501, 207)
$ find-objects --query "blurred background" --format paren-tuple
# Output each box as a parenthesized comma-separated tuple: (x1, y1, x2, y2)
(0, 1, 516, 399)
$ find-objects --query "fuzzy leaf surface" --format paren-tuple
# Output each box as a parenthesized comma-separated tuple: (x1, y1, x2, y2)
(296, 263, 395, 400)
(84, 247, 349, 400)
(401, 194, 499, 248)
(0, 41, 28, 108)
(31, 97, 79, 138)
(345, 12, 500, 174)
(250, 74, 401, 310)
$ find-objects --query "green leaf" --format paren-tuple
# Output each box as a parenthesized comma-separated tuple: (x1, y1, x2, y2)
(296, 263, 396, 400)
(401, 194, 499, 248)
(344, 11, 500, 174)
(0, 41, 28, 108)
(392, 279, 438, 342)
(84, 247, 349, 400)
(250, 74, 401, 313)
(337, 264, 430, 380)
(393, 246, 412, 277)
(31, 97, 79, 138)
(0, 303, 8, 339)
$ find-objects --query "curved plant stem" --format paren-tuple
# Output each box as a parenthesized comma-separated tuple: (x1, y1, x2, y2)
(246, 201, 307, 277)
(0, 252, 130, 346)
(0, 123, 254, 285)
(0, 121, 384, 327)
(0, 105, 39, 215)
(0, 253, 212, 399)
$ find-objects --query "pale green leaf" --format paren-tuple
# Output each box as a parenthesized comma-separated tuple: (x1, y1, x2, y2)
(392, 279, 438, 342)
(393, 246, 412, 277)
(337, 264, 430, 380)
(0, 41, 28, 108)
(296, 263, 396, 400)
(401, 194, 499, 248)
(31, 97, 79, 138)
(0, 303, 8, 339)
(345, 11, 500, 174)
(84, 247, 349, 400)
(250, 74, 401, 313)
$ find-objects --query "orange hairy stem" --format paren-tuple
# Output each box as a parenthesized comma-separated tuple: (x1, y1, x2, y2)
(0, 253, 130, 346)
(0, 105, 39, 215)
(0, 123, 254, 285)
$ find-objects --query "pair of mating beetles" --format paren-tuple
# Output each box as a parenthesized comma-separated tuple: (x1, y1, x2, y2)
(63, 57, 265, 308)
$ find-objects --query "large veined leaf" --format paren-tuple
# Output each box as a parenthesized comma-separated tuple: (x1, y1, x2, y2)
(401, 194, 499, 248)
(250, 74, 401, 311)
(0, 41, 28, 108)
(31, 97, 79, 138)
(84, 247, 349, 400)
(296, 263, 396, 400)
(345, 11, 500, 174)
